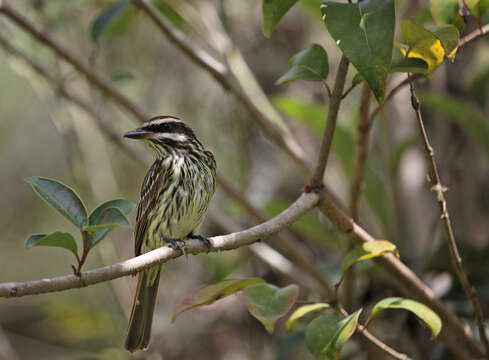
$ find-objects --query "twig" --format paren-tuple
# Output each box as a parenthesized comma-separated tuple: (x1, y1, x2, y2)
(310, 55, 350, 189)
(318, 194, 485, 359)
(458, 23, 489, 49)
(0, 193, 320, 298)
(408, 80, 489, 357)
(131, 0, 312, 176)
(217, 176, 334, 298)
(0, 1, 148, 122)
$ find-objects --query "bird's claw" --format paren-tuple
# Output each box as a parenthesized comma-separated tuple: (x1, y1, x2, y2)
(164, 237, 185, 251)
(188, 234, 212, 249)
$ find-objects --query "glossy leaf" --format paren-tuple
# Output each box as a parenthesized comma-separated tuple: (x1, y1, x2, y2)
(418, 92, 489, 158)
(172, 278, 265, 322)
(305, 309, 362, 360)
(433, 25, 459, 61)
(84, 207, 130, 232)
(91, 0, 131, 41)
(276, 44, 329, 85)
(286, 303, 330, 333)
(400, 20, 445, 72)
(262, 0, 298, 38)
(341, 240, 399, 274)
(25, 177, 87, 229)
(244, 283, 299, 333)
(26, 232, 78, 255)
(321, 0, 395, 102)
(430, 0, 459, 25)
(390, 57, 429, 74)
(369, 297, 442, 339)
(87, 199, 135, 247)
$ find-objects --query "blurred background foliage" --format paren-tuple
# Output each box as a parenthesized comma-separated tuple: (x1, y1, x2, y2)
(0, 0, 489, 359)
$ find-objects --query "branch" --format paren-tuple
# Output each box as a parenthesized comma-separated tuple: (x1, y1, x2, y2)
(408, 80, 489, 356)
(318, 195, 485, 359)
(458, 23, 489, 49)
(0, 1, 148, 122)
(0, 193, 320, 298)
(131, 0, 312, 176)
(310, 55, 350, 188)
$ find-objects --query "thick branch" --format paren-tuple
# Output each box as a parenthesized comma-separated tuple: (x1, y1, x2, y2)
(318, 195, 485, 359)
(0, 193, 320, 298)
(409, 81, 489, 356)
(310, 55, 349, 188)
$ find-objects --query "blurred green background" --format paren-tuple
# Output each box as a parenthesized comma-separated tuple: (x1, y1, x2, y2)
(1, 0, 489, 359)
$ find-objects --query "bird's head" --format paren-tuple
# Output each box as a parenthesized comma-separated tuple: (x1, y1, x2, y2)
(124, 116, 202, 155)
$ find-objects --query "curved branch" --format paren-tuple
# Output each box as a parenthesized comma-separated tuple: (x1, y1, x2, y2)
(0, 193, 320, 298)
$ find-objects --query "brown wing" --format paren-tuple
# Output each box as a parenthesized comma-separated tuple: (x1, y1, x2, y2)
(134, 158, 169, 256)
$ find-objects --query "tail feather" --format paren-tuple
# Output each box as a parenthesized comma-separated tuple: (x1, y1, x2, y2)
(125, 268, 161, 352)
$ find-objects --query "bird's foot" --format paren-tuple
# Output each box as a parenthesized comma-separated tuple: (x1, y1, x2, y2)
(163, 237, 186, 251)
(188, 234, 212, 249)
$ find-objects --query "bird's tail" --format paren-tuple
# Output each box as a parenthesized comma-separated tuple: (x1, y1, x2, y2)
(125, 267, 161, 352)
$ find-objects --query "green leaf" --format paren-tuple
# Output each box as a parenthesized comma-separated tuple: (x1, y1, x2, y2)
(276, 44, 329, 85)
(25, 177, 87, 229)
(271, 95, 325, 134)
(172, 278, 265, 322)
(89, 199, 135, 225)
(321, 0, 395, 102)
(400, 20, 445, 72)
(84, 207, 130, 232)
(286, 303, 330, 333)
(369, 297, 442, 339)
(244, 283, 299, 333)
(467, 0, 489, 18)
(430, 0, 459, 25)
(341, 240, 399, 274)
(26, 232, 78, 255)
(262, 0, 299, 38)
(151, 0, 186, 30)
(433, 25, 459, 61)
(351, 73, 364, 88)
(417, 92, 489, 159)
(91, 0, 131, 41)
(87, 199, 135, 247)
(390, 57, 429, 74)
(305, 309, 362, 360)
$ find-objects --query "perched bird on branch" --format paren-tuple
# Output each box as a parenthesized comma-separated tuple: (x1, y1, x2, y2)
(123, 116, 216, 352)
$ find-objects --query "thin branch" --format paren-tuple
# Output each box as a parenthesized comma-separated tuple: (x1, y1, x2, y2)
(310, 55, 349, 189)
(408, 80, 489, 356)
(0, 1, 148, 122)
(458, 23, 489, 49)
(318, 195, 485, 359)
(0, 193, 320, 298)
(131, 0, 312, 176)
(217, 176, 334, 298)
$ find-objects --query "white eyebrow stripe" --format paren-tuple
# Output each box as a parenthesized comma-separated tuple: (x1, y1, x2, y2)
(143, 118, 183, 127)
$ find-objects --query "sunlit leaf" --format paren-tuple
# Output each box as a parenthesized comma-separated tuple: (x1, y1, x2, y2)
(91, 0, 131, 41)
(369, 297, 442, 339)
(26, 232, 78, 255)
(321, 0, 395, 102)
(400, 20, 445, 72)
(244, 283, 299, 333)
(286, 303, 330, 333)
(262, 0, 299, 38)
(466, 0, 489, 18)
(25, 177, 87, 229)
(305, 309, 362, 359)
(433, 25, 459, 61)
(172, 278, 265, 322)
(430, 0, 459, 25)
(341, 240, 399, 274)
(390, 57, 429, 74)
(276, 44, 329, 85)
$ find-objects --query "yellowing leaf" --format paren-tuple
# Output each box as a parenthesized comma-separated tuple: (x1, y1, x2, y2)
(286, 303, 330, 333)
(341, 240, 399, 274)
(400, 20, 445, 72)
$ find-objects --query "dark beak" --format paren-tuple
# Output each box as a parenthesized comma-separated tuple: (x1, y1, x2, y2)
(123, 128, 153, 139)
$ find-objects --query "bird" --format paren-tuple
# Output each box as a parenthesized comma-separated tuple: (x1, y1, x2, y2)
(123, 115, 216, 352)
